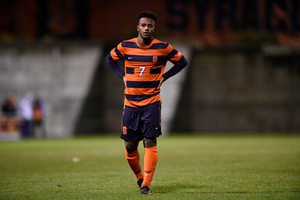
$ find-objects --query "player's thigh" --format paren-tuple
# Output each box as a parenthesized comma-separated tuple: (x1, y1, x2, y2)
(141, 105, 162, 138)
(121, 109, 143, 141)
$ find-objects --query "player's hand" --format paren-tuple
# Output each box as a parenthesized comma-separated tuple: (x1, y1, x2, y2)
(157, 77, 164, 89)
(123, 76, 127, 87)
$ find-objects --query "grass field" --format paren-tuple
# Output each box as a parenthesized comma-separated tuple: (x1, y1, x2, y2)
(0, 134, 299, 199)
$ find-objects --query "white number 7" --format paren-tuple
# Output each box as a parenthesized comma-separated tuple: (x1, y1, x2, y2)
(139, 66, 146, 76)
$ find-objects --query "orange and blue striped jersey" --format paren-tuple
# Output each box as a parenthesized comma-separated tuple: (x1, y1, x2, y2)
(108, 37, 186, 108)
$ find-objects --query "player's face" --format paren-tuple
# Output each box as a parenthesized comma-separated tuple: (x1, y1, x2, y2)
(137, 17, 155, 39)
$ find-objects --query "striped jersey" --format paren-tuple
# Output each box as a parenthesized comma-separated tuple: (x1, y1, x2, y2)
(109, 37, 184, 108)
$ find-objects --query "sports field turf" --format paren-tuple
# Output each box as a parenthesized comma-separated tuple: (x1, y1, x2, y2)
(0, 134, 299, 199)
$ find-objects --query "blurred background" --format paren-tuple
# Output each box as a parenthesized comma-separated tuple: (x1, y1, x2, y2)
(0, 0, 299, 140)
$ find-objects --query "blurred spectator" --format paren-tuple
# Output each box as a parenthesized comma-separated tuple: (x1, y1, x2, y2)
(18, 92, 33, 138)
(1, 92, 17, 118)
(33, 95, 46, 138)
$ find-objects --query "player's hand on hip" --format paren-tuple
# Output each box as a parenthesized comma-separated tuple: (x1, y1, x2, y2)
(157, 77, 164, 89)
(123, 76, 127, 87)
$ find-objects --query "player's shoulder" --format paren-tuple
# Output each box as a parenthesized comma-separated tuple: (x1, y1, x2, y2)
(123, 37, 137, 43)
(151, 38, 170, 49)
(152, 38, 169, 46)
(120, 38, 139, 48)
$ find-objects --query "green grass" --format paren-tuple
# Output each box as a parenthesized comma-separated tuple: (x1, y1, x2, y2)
(0, 134, 299, 199)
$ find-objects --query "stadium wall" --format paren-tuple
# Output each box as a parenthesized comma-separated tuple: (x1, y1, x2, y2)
(172, 45, 300, 133)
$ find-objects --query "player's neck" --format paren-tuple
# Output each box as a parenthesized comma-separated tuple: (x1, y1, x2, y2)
(138, 36, 153, 47)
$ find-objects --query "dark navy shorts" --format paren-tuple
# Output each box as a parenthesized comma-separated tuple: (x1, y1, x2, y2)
(121, 102, 162, 142)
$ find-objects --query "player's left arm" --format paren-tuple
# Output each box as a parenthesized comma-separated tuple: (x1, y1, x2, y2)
(157, 55, 188, 89)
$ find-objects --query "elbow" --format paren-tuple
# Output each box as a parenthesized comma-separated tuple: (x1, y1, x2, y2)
(184, 58, 188, 67)
(181, 56, 188, 67)
(106, 54, 112, 63)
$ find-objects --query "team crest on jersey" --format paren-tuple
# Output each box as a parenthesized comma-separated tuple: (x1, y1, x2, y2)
(153, 56, 158, 62)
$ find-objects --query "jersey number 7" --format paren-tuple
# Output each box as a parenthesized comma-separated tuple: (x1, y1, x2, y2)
(139, 66, 146, 76)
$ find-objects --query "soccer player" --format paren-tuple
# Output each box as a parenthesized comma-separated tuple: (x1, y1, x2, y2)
(106, 10, 188, 195)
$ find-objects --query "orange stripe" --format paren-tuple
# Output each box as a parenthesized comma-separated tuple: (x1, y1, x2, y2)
(110, 49, 119, 60)
(124, 48, 168, 56)
(110, 43, 125, 61)
(170, 51, 183, 62)
(165, 44, 173, 54)
(125, 62, 166, 69)
(125, 61, 164, 65)
(125, 87, 160, 95)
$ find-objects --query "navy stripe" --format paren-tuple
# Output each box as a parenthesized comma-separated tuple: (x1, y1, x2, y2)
(127, 81, 160, 88)
(125, 54, 165, 62)
(165, 49, 178, 60)
(149, 43, 169, 49)
(114, 47, 124, 59)
(122, 41, 139, 48)
(125, 55, 152, 62)
(125, 92, 160, 101)
(126, 67, 134, 74)
(150, 67, 161, 74)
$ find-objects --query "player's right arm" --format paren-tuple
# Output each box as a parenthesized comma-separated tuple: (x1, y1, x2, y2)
(106, 43, 126, 80)
(106, 53, 125, 79)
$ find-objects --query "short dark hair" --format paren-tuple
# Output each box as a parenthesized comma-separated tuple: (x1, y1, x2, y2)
(137, 11, 157, 23)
